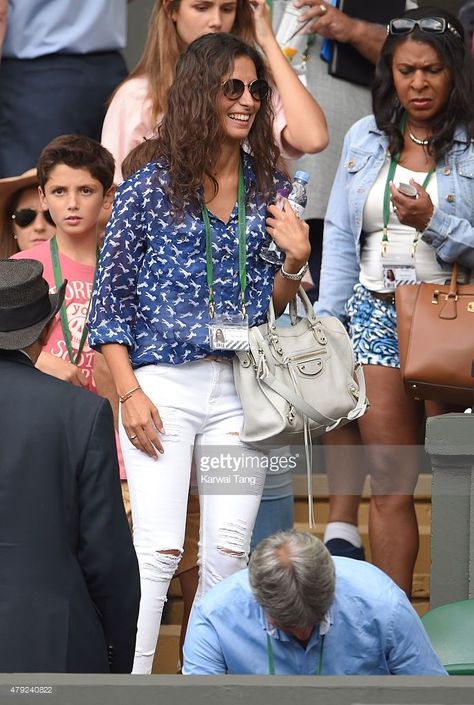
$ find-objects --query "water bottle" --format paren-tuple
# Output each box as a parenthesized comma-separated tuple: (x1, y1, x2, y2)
(275, 2, 311, 72)
(260, 171, 310, 265)
(287, 170, 309, 217)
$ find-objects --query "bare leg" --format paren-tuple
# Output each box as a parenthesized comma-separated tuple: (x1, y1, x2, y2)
(324, 422, 366, 526)
(359, 365, 423, 596)
(323, 423, 366, 559)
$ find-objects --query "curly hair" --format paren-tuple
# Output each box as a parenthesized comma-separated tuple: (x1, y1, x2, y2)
(153, 33, 280, 215)
(127, 0, 256, 125)
(372, 6, 474, 161)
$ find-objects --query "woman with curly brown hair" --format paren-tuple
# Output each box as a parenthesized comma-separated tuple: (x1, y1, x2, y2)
(89, 33, 311, 674)
(102, 0, 328, 183)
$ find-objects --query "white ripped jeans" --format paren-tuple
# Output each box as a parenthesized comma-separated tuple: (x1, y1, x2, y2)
(121, 359, 266, 674)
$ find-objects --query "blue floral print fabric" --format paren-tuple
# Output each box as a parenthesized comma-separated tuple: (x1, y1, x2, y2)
(346, 284, 399, 368)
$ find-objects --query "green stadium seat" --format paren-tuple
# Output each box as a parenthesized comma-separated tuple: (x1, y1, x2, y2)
(421, 599, 474, 675)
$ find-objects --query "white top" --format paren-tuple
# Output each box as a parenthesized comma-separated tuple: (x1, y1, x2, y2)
(359, 159, 444, 293)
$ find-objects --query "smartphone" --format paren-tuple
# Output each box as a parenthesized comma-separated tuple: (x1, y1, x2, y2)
(398, 182, 418, 198)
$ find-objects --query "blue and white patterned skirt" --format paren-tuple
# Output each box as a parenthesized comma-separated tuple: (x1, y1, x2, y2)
(346, 283, 399, 368)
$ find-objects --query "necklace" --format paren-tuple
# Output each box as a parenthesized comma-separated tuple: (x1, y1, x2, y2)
(408, 128, 430, 147)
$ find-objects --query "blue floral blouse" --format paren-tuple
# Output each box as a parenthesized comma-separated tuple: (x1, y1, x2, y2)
(88, 152, 289, 367)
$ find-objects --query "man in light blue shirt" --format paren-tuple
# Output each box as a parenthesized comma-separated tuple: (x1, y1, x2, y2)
(183, 530, 446, 676)
(0, 0, 133, 178)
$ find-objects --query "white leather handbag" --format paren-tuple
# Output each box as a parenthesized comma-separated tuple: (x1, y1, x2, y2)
(233, 287, 368, 525)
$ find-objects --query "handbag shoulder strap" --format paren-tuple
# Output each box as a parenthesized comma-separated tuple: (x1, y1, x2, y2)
(449, 262, 460, 295)
(448, 262, 472, 288)
(266, 286, 318, 328)
(262, 361, 367, 428)
(262, 366, 336, 425)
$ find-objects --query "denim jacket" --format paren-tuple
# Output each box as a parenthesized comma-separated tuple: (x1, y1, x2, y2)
(316, 115, 474, 321)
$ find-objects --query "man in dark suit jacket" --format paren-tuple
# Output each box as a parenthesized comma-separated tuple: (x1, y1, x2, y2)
(0, 258, 140, 673)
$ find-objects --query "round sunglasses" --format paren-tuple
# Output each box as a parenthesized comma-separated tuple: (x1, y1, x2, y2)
(221, 78, 269, 102)
(12, 208, 55, 228)
(388, 17, 462, 40)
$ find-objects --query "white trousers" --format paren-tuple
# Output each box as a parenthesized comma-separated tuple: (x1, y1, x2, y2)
(121, 359, 266, 674)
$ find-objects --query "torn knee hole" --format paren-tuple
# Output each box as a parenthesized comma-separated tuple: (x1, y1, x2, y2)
(157, 549, 181, 556)
(216, 521, 249, 559)
(217, 546, 246, 558)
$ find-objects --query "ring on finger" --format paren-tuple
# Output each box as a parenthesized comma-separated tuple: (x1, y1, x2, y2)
(393, 205, 398, 212)
(319, 3, 327, 14)
(129, 434, 138, 441)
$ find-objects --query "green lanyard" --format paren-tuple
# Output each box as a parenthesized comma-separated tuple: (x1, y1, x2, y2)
(201, 160, 247, 319)
(49, 236, 97, 366)
(382, 116, 434, 257)
(266, 632, 325, 676)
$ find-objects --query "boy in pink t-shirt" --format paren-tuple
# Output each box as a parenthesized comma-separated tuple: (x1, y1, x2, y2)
(14, 135, 114, 393)
(13, 135, 129, 492)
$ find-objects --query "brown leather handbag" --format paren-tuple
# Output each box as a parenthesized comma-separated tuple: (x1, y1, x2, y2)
(395, 263, 474, 405)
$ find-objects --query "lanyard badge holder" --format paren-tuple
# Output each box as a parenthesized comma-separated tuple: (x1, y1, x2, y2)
(381, 120, 434, 287)
(382, 255, 417, 289)
(203, 161, 250, 352)
(208, 313, 249, 351)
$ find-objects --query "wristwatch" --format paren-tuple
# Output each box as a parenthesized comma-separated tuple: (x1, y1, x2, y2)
(280, 261, 309, 281)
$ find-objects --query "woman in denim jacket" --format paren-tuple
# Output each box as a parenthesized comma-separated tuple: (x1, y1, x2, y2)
(316, 7, 474, 595)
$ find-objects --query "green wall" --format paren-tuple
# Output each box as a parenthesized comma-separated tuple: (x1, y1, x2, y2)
(124, 0, 154, 70)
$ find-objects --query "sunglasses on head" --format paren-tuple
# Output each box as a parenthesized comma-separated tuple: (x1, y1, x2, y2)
(12, 208, 55, 228)
(221, 78, 269, 102)
(388, 17, 462, 40)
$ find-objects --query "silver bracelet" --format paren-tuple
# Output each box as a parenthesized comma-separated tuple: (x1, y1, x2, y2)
(280, 261, 309, 281)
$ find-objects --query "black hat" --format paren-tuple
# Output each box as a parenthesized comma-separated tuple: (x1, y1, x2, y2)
(0, 259, 66, 350)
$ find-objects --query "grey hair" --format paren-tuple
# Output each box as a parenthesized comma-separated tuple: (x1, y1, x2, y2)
(248, 530, 336, 629)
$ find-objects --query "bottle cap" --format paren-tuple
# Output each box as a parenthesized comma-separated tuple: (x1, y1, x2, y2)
(294, 170, 310, 183)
